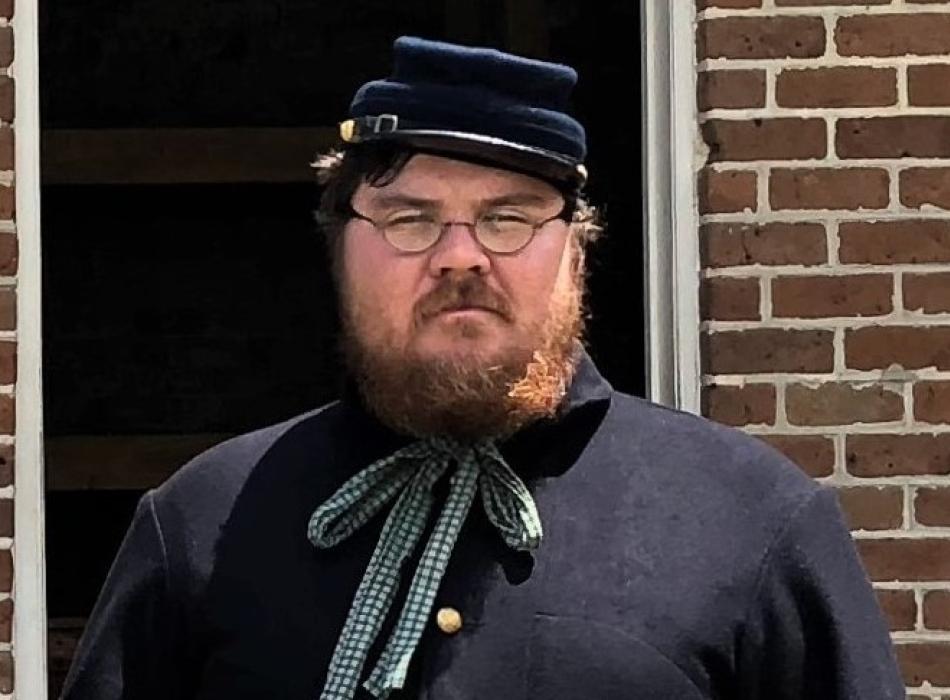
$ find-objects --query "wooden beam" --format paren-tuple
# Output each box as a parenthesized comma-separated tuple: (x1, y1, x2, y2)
(48, 617, 87, 700)
(45, 434, 233, 491)
(41, 127, 338, 185)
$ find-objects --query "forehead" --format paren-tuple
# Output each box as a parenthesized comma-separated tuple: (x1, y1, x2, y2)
(355, 153, 563, 205)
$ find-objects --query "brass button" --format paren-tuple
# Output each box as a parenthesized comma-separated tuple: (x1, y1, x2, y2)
(436, 607, 463, 635)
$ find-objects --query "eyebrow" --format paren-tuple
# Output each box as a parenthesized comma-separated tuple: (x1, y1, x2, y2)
(368, 194, 441, 210)
(367, 192, 556, 210)
(482, 193, 553, 207)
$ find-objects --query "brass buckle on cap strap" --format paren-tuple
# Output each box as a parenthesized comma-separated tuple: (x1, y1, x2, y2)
(339, 114, 401, 144)
(372, 114, 400, 134)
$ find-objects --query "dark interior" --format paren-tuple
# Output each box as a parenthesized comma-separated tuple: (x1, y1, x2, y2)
(40, 1, 643, 694)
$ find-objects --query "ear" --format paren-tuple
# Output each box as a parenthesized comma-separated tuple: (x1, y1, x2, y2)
(567, 226, 587, 279)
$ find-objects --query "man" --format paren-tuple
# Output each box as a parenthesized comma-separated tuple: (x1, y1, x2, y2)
(63, 36, 904, 699)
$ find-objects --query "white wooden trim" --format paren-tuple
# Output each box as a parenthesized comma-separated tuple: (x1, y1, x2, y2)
(642, 0, 702, 413)
(12, 0, 49, 696)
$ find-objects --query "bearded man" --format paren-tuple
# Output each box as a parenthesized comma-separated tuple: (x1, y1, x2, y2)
(62, 36, 904, 700)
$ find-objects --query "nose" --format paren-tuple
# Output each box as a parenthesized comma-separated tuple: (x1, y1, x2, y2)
(426, 222, 492, 277)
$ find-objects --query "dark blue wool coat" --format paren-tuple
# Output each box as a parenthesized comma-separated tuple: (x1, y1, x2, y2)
(61, 355, 904, 699)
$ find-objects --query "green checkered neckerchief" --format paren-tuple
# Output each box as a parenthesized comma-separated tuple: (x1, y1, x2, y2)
(307, 436, 542, 700)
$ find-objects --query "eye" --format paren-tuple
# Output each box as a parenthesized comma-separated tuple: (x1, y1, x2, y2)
(384, 211, 435, 227)
(481, 210, 532, 225)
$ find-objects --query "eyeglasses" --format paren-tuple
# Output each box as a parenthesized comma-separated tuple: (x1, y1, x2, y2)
(346, 204, 568, 254)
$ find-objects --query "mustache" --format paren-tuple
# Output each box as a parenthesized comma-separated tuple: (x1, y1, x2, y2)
(414, 276, 513, 324)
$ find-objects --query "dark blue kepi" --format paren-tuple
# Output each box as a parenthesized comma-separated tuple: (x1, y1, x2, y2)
(338, 36, 588, 189)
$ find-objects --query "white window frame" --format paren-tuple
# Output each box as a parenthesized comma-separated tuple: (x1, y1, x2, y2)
(12, 2, 701, 696)
(642, 0, 702, 413)
(14, 0, 49, 697)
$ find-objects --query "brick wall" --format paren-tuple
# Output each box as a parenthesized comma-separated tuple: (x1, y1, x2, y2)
(697, 1, 950, 696)
(0, 1, 13, 696)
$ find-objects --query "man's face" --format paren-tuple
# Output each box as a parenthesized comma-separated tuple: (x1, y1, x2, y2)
(336, 152, 584, 439)
(341, 153, 574, 367)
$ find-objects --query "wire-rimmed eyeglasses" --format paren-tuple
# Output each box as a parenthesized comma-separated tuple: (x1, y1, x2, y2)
(347, 204, 568, 254)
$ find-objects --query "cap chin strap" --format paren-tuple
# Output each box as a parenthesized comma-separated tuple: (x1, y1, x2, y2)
(337, 115, 588, 189)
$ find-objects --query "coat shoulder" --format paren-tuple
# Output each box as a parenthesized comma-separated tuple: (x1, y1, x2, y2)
(603, 391, 823, 523)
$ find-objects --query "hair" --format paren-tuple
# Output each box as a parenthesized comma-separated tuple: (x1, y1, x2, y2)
(311, 142, 604, 283)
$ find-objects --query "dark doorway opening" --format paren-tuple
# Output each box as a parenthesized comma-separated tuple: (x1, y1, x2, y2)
(39, 1, 643, 694)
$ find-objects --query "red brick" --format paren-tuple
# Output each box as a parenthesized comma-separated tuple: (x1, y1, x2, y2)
(0, 445, 12, 488)
(875, 589, 917, 631)
(0, 651, 9, 690)
(0, 189, 10, 223)
(770, 168, 889, 211)
(700, 222, 827, 268)
(836, 14, 950, 57)
(0, 77, 12, 124)
(915, 488, 950, 527)
(0, 550, 9, 592)
(0, 650, 10, 694)
(757, 434, 835, 478)
(858, 539, 950, 581)
(699, 169, 757, 214)
(909, 65, 950, 107)
(895, 643, 950, 687)
(0, 28, 10, 69)
(847, 434, 950, 477)
(701, 277, 760, 321)
(924, 590, 950, 630)
(839, 220, 950, 264)
(703, 119, 826, 162)
(772, 274, 892, 319)
(787, 382, 903, 426)
(837, 486, 904, 530)
(698, 17, 825, 60)
(0, 233, 16, 275)
(703, 383, 776, 426)
(776, 67, 896, 108)
(0, 395, 14, 435)
(777, 0, 889, 4)
(0, 342, 15, 385)
(704, 329, 834, 374)
(901, 168, 950, 210)
(846, 326, 950, 371)
(838, 117, 950, 159)
(0, 128, 12, 171)
(698, 70, 766, 111)
(904, 273, 950, 314)
(0, 288, 14, 331)
(0, 500, 11, 538)
(0, 598, 8, 643)
(915, 381, 950, 424)
(0, 187, 13, 221)
(697, 0, 761, 7)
